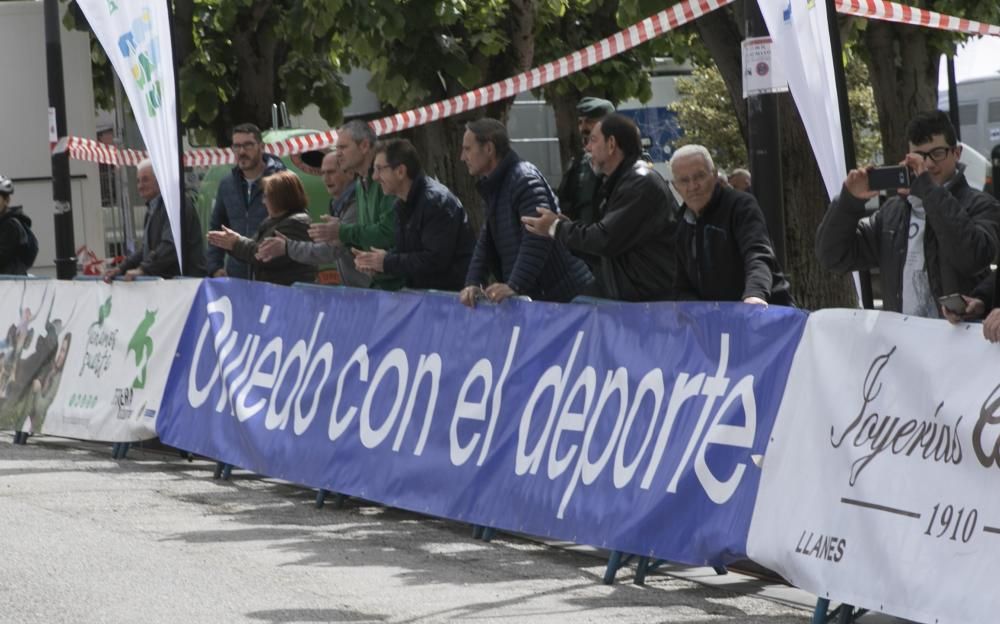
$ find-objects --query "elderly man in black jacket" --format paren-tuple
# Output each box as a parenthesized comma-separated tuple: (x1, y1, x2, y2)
(458, 118, 592, 305)
(671, 145, 793, 306)
(104, 160, 206, 281)
(817, 110, 1000, 317)
(523, 113, 677, 301)
(352, 139, 474, 291)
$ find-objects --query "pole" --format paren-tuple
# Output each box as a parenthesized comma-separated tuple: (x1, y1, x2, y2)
(168, 0, 187, 275)
(745, 3, 786, 268)
(43, 0, 77, 279)
(113, 76, 136, 256)
(946, 55, 961, 143)
(826, 0, 873, 309)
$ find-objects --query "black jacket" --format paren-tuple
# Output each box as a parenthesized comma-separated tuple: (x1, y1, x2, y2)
(0, 207, 31, 275)
(119, 195, 206, 277)
(817, 169, 1000, 312)
(554, 158, 677, 301)
(383, 174, 475, 291)
(229, 211, 317, 286)
(676, 184, 793, 305)
(465, 151, 592, 302)
(206, 153, 286, 278)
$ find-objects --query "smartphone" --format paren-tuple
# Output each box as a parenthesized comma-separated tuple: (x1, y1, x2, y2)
(938, 293, 967, 315)
(867, 165, 911, 191)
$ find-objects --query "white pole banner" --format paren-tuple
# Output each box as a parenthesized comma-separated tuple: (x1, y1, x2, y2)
(74, 0, 182, 270)
(0, 280, 199, 442)
(757, 0, 847, 201)
(748, 310, 1000, 624)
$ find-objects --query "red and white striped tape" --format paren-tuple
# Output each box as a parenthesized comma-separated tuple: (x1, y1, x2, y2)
(60, 0, 1000, 168)
(835, 0, 1000, 36)
(59, 0, 734, 168)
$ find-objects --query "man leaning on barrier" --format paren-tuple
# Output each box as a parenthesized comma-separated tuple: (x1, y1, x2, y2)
(671, 144, 793, 306)
(816, 110, 1000, 317)
(522, 113, 678, 302)
(104, 159, 206, 282)
(458, 118, 592, 306)
(352, 138, 475, 291)
(304, 120, 401, 291)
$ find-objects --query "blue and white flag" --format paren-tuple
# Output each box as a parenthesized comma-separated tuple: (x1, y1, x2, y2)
(75, 0, 182, 269)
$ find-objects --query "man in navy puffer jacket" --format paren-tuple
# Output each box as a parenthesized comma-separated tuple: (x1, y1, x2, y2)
(459, 118, 592, 306)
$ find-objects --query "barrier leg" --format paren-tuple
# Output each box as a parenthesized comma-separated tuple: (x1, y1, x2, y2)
(603, 551, 632, 585)
(480, 527, 497, 542)
(179, 450, 192, 461)
(634, 556, 651, 586)
(13, 431, 27, 445)
(118, 443, 130, 460)
(812, 598, 830, 624)
(111, 443, 121, 458)
(212, 461, 224, 479)
(332, 493, 347, 509)
(315, 489, 328, 509)
(471, 524, 484, 540)
(220, 463, 233, 480)
(712, 565, 728, 575)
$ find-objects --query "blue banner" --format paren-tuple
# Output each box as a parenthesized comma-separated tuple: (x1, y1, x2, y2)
(157, 279, 807, 565)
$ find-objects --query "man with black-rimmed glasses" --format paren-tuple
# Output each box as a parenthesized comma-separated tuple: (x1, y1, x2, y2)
(817, 110, 1000, 317)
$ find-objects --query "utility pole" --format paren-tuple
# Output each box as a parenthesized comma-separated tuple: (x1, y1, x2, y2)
(43, 0, 77, 279)
(745, 2, 786, 268)
(826, 0, 873, 309)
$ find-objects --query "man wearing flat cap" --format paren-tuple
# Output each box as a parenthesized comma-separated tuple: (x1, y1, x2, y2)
(557, 97, 616, 226)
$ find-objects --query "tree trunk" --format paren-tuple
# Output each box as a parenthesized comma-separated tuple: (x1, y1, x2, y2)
(697, 3, 857, 309)
(550, 91, 582, 171)
(863, 21, 940, 163)
(411, 115, 487, 233)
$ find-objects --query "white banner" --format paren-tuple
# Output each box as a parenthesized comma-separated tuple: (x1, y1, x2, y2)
(0, 280, 199, 442)
(75, 0, 182, 270)
(748, 309, 1000, 624)
(757, 0, 847, 201)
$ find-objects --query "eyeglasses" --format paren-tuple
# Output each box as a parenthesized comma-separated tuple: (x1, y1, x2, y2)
(232, 141, 259, 152)
(373, 163, 397, 173)
(913, 146, 954, 163)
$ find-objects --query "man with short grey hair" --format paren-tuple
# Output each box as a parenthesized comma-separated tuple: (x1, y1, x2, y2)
(105, 159, 205, 281)
(671, 144, 792, 305)
(728, 168, 752, 193)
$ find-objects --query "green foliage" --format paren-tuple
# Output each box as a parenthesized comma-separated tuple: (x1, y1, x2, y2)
(65, 0, 352, 142)
(844, 44, 881, 166)
(670, 64, 747, 173)
(670, 50, 881, 174)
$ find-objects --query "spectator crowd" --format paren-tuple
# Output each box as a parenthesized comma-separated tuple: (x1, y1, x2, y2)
(6, 102, 1000, 340)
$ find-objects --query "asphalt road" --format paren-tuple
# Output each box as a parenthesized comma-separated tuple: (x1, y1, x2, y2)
(0, 436, 821, 623)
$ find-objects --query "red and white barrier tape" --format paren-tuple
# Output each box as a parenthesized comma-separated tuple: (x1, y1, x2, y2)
(58, 0, 734, 168)
(835, 0, 1000, 36)
(59, 0, 1000, 168)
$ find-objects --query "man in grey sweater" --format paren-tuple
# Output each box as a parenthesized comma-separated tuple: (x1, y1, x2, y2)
(256, 151, 371, 287)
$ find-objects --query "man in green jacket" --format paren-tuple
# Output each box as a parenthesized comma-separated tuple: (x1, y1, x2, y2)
(309, 119, 402, 290)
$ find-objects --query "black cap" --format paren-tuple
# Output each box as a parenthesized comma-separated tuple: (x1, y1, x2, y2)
(576, 97, 615, 119)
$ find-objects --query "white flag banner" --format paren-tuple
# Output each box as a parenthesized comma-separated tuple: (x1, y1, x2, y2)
(757, 0, 847, 201)
(0, 280, 199, 442)
(75, 0, 182, 270)
(748, 309, 1000, 624)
